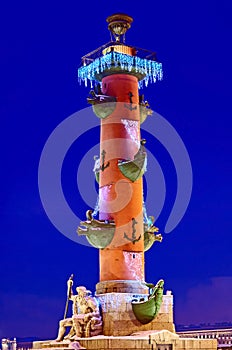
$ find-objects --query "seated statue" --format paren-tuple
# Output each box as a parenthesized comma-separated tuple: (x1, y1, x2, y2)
(56, 278, 102, 340)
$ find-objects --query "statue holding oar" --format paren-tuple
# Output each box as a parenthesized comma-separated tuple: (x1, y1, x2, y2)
(56, 275, 102, 340)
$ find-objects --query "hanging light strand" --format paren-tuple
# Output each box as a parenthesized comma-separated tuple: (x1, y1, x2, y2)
(78, 52, 163, 88)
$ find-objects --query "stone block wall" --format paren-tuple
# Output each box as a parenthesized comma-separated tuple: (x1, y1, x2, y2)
(96, 291, 175, 336)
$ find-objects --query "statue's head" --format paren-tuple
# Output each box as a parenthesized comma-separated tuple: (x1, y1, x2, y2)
(76, 286, 87, 296)
(157, 279, 164, 288)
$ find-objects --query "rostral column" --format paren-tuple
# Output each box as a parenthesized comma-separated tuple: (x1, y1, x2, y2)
(78, 14, 163, 295)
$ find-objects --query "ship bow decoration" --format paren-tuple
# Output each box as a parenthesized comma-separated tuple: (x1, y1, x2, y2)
(87, 84, 117, 119)
(132, 279, 164, 324)
(77, 210, 115, 249)
(143, 218, 162, 252)
(118, 139, 147, 182)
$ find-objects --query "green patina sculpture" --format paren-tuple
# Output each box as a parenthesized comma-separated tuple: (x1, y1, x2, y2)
(139, 95, 153, 124)
(144, 230, 162, 251)
(78, 210, 162, 251)
(131, 279, 164, 324)
(143, 216, 162, 251)
(87, 84, 117, 119)
(77, 210, 115, 249)
(118, 139, 147, 182)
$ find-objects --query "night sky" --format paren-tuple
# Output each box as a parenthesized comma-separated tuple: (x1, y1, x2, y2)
(1, 0, 232, 340)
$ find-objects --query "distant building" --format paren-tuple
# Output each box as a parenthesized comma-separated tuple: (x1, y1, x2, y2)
(1, 338, 41, 350)
(1, 339, 16, 350)
(177, 327, 232, 349)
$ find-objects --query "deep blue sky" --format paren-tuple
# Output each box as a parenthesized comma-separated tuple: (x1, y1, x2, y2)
(1, 0, 232, 339)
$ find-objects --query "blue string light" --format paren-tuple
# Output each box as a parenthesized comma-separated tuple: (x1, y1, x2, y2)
(78, 52, 163, 88)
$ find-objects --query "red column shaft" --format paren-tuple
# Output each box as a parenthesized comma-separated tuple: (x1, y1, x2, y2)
(99, 74, 144, 282)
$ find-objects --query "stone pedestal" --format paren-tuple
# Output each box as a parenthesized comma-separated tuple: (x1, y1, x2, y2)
(32, 292, 217, 349)
(96, 290, 175, 336)
(33, 330, 217, 350)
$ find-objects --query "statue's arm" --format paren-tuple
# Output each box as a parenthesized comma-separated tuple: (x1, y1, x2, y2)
(84, 298, 100, 319)
(69, 294, 75, 301)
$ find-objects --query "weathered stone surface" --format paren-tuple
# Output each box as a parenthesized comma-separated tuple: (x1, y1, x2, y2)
(33, 330, 217, 350)
(96, 280, 148, 294)
(32, 291, 216, 349)
(96, 292, 174, 336)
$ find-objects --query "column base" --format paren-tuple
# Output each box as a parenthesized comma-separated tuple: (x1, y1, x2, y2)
(96, 290, 175, 336)
(96, 280, 148, 294)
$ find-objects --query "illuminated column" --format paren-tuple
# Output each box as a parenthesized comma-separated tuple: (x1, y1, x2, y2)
(78, 14, 163, 294)
(99, 72, 144, 283)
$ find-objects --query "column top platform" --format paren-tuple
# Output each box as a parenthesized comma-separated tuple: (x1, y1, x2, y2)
(77, 14, 163, 89)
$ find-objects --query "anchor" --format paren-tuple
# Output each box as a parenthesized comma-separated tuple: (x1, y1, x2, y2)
(124, 91, 137, 111)
(100, 149, 110, 172)
(124, 218, 141, 244)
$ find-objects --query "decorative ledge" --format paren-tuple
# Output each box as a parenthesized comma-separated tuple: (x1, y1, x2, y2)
(78, 52, 163, 88)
